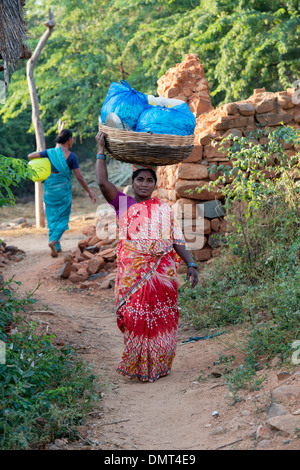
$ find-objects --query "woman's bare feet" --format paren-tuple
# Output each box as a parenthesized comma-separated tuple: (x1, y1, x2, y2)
(48, 241, 58, 258)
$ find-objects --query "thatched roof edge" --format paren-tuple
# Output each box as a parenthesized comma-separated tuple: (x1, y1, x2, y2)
(0, 0, 31, 68)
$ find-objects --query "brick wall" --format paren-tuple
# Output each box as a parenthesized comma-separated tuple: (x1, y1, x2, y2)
(152, 54, 300, 261)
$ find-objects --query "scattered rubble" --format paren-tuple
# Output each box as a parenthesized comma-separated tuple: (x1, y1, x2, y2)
(0, 217, 32, 231)
(0, 240, 25, 274)
(57, 218, 118, 290)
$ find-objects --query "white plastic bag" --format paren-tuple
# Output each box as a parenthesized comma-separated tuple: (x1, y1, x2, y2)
(147, 95, 185, 108)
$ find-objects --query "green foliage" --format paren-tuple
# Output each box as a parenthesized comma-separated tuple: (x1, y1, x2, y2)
(0, 154, 34, 208)
(0, 280, 100, 449)
(0, 0, 298, 158)
(179, 125, 300, 391)
(203, 125, 300, 279)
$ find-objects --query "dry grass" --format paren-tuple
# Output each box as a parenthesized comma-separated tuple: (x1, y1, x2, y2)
(0, 194, 104, 238)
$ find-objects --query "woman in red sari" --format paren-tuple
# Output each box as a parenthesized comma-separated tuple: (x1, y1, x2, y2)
(96, 132, 198, 382)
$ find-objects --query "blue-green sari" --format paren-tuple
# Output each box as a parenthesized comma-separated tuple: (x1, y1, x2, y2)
(43, 147, 72, 249)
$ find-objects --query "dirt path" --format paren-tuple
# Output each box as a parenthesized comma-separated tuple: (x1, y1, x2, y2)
(2, 229, 299, 451)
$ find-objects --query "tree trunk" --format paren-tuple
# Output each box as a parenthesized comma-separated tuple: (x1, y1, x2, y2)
(26, 9, 55, 228)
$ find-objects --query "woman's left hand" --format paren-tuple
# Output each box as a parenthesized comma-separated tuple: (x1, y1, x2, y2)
(186, 266, 198, 288)
(88, 189, 97, 203)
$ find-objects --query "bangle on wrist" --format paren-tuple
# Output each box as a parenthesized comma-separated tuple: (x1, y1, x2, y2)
(186, 262, 198, 269)
(96, 153, 106, 160)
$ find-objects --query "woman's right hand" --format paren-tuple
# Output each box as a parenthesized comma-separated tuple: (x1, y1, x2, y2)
(96, 131, 106, 152)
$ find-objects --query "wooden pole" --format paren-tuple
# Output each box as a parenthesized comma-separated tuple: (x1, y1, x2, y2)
(26, 9, 55, 228)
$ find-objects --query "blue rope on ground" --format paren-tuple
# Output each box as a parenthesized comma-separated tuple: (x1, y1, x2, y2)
(181, 331, 225, 344)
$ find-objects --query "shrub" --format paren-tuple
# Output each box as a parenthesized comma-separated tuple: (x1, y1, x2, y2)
(179, 125, 300, 390)
(0, 280, 99, 449)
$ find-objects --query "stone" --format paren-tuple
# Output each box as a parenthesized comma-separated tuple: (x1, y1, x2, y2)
(82, 250, 95, 260)
(87, 256, 105, 275)
(11, 217, 27, 225)
(183, 145, 203, 163)
(172, 198, 199, 220)
(192, 247, 212, 261)
(271, 384, 300, 400)
(73, 247, 85, 262)
(80, 281, 94, 289)
(157, 53, 213, 118)
(270, 355, 283, 367)
(256, 425, 272, 440)
(198, 130, 218, 146)
(203, 142, 230, 160)
(223, 103, 239, 115)
(277, 371, 290, 381)
(184, 231, 207, 249)
(277, 94, 294, 109)
(100, 248, 116, 261)
(253, 87, 266, 94)
(256, 439, 271, 449)
(99, 278, 115, 289)
(256, 111, 293, 126)
(175, 180, 222, 201)
(89, 272, 109, 280)
(221, 128, 243, 139)
(268, 402, 288, 419)
(84, 245, 99, 254)
(213, 115, 254, 131)
(88, 235, 102, 246)
(177, 163, 208, 180)
(294, 109, 300, 123)
(76, 268, 89, 281)
(78, 239, 89, 251)
(183, 217, 210, 235)
(5, 245, 23, 254)
(267, 414, 300, 436)
(69, 273, 85, 283)
(211, 218, 221, 232)
(203, 200, 225, 219)
(255, 98, 276, 113)
(207, 232, 227, 248)
(64, 253, 75, 264)
(96, 239, 109, 249)
(81, 225, 96, 237)
(57, 262, 72, 279)
(189, 97, 213, 115)
(238, 102, 255, 115)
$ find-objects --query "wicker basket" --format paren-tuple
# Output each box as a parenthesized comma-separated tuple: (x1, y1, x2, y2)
(98, 123, 194, 166)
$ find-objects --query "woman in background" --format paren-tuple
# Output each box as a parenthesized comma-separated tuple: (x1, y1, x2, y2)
(28, 129, 96, 257)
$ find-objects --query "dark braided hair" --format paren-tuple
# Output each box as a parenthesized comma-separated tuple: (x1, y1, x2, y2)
(54, 129, 73, 144)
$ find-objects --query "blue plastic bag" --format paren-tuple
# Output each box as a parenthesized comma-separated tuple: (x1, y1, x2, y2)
(135, 102, 196, 136)
(101, 80, 149, 130)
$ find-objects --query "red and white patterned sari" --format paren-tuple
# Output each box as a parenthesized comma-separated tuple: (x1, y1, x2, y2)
(115, 197, 186, 382)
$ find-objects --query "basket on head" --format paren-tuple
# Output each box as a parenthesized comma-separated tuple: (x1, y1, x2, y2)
(98, 123, 194, 166)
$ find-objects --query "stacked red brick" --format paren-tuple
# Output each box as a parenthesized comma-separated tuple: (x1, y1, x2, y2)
(154, 54, 300, 261)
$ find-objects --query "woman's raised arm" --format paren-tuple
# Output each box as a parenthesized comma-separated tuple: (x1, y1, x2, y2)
(95, 131, 118, 202)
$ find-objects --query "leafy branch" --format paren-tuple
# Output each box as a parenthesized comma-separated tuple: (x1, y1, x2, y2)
(0, 154, 34, 208)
